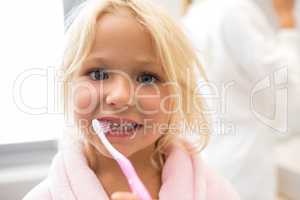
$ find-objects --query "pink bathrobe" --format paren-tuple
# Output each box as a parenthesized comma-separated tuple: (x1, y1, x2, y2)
(23, 139, 239, 200)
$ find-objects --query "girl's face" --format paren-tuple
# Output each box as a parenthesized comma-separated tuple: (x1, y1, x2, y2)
(71, 10, 172, 157)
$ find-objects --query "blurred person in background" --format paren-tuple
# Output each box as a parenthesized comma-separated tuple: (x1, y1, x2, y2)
(183, 0, 300, 199)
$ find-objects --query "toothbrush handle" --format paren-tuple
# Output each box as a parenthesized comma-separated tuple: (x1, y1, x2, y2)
(117, 159, 152, 200)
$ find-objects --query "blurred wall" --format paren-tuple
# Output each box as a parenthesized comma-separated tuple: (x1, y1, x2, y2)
(63, 0, 182, 19)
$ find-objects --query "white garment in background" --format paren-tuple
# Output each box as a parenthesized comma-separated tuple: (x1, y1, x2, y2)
(183, 0, 300, 199)
(297, 0, 300, 28)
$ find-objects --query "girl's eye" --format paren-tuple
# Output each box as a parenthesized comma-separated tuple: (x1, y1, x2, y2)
(89, 69, 109, 81)
(137, 73, 160, 84)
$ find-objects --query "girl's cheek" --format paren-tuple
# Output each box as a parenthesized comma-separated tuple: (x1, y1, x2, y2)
(72, 85, 99, 117)
(75, 89, 91, 108)
(136, 94, 161, 114)
(136, 89, 172, 117)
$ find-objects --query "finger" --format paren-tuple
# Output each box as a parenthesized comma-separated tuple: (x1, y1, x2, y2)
(111, 192, 139, 200)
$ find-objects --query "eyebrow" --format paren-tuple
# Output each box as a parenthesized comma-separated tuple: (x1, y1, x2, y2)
(84, 54, 157, 67)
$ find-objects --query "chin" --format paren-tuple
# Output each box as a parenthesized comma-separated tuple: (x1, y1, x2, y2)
(114, 145, 140, 158)
(96, 143, 137, 158)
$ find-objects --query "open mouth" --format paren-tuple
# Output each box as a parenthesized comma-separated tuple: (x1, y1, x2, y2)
(97, 117, 143, 137)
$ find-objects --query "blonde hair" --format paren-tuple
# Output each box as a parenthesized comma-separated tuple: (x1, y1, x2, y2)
(181, 0, 193, 15)
(61, 0, 209, 166)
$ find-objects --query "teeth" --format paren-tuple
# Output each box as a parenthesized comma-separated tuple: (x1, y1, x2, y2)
(113, 122, 119, 127)
(111, 126, 119, 131)
(105, 121, 140, 132)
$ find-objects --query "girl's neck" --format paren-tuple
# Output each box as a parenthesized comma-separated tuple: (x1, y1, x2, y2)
(96, 143, 159, 174)
(84, 142, 162, 198)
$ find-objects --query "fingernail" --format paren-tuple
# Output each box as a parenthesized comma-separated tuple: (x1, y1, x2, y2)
(111, 193, 119, 199)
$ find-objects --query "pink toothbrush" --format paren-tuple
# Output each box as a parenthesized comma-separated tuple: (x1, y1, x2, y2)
(92, 119, 152, 200)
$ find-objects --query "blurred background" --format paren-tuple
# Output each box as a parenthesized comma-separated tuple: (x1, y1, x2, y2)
(0, 0, 299, 199)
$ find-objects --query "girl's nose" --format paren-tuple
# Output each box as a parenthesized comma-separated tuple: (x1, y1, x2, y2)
(105, 76, 134, 108)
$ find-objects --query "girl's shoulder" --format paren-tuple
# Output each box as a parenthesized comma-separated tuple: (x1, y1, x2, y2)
(165, 139, 240, 199)
(22, 179, 52, 200)
(181, 139, 240, 199)
(201, 163, 240, 199)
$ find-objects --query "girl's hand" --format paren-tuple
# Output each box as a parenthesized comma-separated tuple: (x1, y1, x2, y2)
(272, 0, 296, 28)
(111, 192, 140, 200)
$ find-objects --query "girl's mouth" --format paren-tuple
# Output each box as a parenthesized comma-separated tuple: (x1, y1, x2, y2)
(97, 117, 143, 138)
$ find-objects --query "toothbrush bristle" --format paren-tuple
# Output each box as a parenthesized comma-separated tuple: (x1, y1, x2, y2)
(93, 119, 109, 134)
(98, 122, 109, 133)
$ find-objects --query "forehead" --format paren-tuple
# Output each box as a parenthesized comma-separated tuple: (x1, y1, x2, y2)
(86, 9, 158, 68)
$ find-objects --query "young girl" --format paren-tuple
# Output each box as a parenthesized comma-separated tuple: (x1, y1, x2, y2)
(24, 0, 239, 199)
